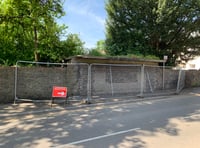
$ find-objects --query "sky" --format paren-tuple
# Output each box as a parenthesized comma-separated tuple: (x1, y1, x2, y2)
(58, 0, 107, 49)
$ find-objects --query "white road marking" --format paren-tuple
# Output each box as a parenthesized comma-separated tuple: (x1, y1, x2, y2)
(57, 128, 140, 147)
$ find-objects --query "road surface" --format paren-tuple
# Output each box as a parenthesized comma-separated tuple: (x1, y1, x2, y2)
(1, 92, 200, 148)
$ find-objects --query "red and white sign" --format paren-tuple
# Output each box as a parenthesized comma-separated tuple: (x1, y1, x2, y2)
(52, 86, 67, 98)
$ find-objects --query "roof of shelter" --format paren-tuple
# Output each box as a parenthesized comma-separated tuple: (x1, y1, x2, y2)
(65, 55, 165, 65)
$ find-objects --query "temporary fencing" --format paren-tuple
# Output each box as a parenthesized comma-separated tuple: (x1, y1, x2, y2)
(90, 64, 185, 99)
(90, 64, 141, 98)
(14, 61, 89, 104)
(14, 61, 185, 104)
(142, 65, 185, 97)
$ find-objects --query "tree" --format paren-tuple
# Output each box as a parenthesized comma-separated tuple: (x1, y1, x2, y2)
(0, 0, 66, 64)
(64, 34, 85, 55)
(88, 40, 106, 56)
(105, 0, 200, 65)
(55, 34, 85, 61)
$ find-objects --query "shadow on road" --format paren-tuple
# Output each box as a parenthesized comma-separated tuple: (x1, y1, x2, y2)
(0, 90, 200, 148)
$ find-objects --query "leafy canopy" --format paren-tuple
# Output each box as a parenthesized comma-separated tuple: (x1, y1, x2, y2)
(88, 40, 106, 56)
(0, 0, 85, 65)
(105, 0, 200, 65)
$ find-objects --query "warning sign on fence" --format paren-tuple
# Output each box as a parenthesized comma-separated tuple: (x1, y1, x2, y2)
(52, 86, 67, 98)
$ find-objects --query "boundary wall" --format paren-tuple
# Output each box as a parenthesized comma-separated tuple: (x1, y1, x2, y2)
(14, 61, 89, 103)
(0, 61, 197, 104)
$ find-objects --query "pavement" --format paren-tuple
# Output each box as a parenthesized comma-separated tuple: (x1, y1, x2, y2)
(1, 87, 200, 148)
(0, 97, 143, 118)
(0, 87, 199, 118)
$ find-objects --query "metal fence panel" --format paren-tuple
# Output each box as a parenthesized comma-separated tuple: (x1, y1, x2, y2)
(176, 70, 186, 93)
(143, 65, 180, 96)
(90, 64, 142, 98)
(14, 61, 89, 103)
(14, 61, 186, 103)
(90, 64, 184, 99)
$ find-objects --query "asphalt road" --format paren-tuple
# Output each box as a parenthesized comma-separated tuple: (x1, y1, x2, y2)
(1, 93, 200, 148)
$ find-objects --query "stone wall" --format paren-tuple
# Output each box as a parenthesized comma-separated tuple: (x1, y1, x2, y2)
(91, 65, 141, 96)
(91, 65, 180, 97)
(185, 70, 200, 88)
(144, 66, 179, 92)
(16, 65, 88, 100)
(0, 67, 15, 103)
(0, 65, 197, 104)
(16, 67, 68, 100)
(0, 65, 89, 103)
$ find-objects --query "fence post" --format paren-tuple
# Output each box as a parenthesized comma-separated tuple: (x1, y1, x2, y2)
(163, 56, 168, 89)
(138, 64, 145, 97)
(86, 64, 92, 103)
(162, 63, 165, 89)
(14, 61, 19, 104)
(109, 65, 114, 96)
(176, 69, 185, 94)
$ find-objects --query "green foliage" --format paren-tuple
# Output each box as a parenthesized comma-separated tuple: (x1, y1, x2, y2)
(64, 34, 85, 55)
(88, 49, 105, 56)
(56, 34, 85, 61)
(127, 54, 160, 60)
(88, 40, 106, 56)
(31, 33, 85, 62)
(0, 0, 86, 65)
(105, 0, 200, 65)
